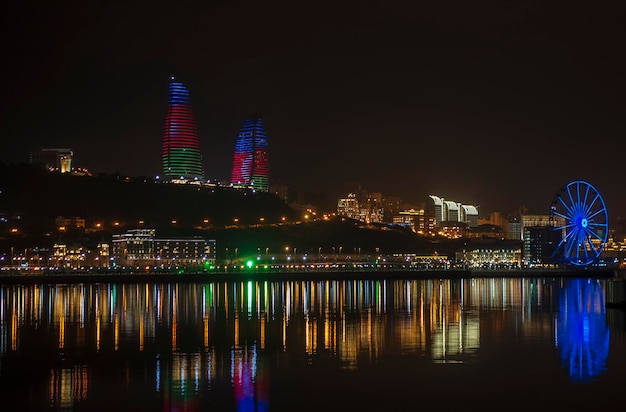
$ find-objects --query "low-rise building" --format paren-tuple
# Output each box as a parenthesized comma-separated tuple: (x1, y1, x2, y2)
(111, 228, 216, 269)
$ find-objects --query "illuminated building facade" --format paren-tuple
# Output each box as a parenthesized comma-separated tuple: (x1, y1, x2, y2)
(507, 213, 553, 241)
(428, 195, 479, 231)
(230, 115, 269, 192)
(337, 192, 384, 224)
(111, 228, 216, 268)
(30, 148, 73, 173)
(162, 76, 205, 181)
(454, 244, 522, 268)
(393, 208, 426, 234)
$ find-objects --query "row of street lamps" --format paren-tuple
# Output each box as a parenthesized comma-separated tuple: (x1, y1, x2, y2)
(224, 246, 370, 264)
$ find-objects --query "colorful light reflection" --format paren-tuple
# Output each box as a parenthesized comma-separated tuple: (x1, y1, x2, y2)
(556, 279, 609, 383)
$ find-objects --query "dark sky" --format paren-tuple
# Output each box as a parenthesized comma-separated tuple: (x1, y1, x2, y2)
(1, 0, 625, 217)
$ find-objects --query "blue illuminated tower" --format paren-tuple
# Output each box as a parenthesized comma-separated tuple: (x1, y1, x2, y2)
(162, 76, 205, 181)
(230, 115, 269, 192)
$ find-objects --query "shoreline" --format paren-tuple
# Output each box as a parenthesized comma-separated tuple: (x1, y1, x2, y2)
(0, 268, 620, 284)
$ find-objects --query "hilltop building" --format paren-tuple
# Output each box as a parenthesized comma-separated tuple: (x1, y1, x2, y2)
(161, 76, 205, 182)
(427, 195, 479, 230)
(393, 208, 426, 234)
(230, 115, 270, 192)
(30, 148, 73, 173)
(337, 191, 384, 224)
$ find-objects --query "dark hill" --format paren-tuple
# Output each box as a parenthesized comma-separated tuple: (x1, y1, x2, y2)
(0, 163, 296, 231)
(0, 163, 513, 260)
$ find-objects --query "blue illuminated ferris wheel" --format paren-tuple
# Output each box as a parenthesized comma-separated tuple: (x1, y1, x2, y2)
(550, 180, 609, 266)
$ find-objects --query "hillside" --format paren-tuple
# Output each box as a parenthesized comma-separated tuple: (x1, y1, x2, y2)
(0, 163, 517, 260)
(0, 163, 297, 232)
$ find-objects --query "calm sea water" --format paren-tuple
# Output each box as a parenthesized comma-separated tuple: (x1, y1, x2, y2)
(0, 276, 625, 411)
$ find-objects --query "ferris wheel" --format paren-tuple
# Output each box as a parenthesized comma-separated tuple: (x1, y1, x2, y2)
(550, 180, 609, 266)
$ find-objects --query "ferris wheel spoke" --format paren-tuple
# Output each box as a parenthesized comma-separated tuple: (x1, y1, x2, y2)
(575, 182, 584, 212)
(555, 223, 574, 231)
(564, 232, 578, 257)
(557, 196, 575, 217)
(566, 185, 576, 209)
(583, 194, 600, 216)
(584, 237, 599, 255)
(553, 207, 574, 222)
(587, 221, 608, 230)
(552, 210, 569, 220)
(582, 239, 592, 259)
(555, 238, 567, 252)
(587, 228, 606, 242)
(586, 207, 606, 221)
(581, 227, 595, 244)
(562, 228, 577, 243)
(579, 239, 591, 261)
(573, 240, 582, 261)
(583, 186, 590, 205)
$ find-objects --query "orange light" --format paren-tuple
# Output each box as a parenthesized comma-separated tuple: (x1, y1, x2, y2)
(10, 228, 18, 233)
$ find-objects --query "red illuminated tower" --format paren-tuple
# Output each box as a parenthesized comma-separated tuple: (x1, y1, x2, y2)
(162, 76, 205, 181)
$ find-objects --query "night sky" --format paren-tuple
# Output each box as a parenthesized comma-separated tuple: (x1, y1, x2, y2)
(1, 1, 625, 217)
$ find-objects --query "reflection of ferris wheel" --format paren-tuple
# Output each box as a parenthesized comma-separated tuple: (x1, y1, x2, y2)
(550, 180, 609, 266)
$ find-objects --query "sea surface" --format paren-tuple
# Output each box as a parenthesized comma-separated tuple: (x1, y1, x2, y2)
(1, 276, 625, 411)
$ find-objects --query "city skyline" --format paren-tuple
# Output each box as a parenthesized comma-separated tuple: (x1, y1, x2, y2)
(1, 1, 625, 216)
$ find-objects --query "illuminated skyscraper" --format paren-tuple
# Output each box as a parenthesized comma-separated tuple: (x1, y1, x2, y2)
(230, 115, 269, 192)
(162, 76, 205, 181)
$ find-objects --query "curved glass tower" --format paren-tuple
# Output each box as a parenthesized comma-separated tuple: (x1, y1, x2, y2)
(162, 76, 205, 181)
(230, 115, 269, 192)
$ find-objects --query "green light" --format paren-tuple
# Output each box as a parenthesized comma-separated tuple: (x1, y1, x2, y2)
(246, 260, 253, 268)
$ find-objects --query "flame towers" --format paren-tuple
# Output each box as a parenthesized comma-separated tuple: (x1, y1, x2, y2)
(162, 76, 205, 181)
(230, 115, 269, 192)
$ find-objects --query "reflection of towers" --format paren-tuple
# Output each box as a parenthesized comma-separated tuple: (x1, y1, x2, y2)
(230, 115, 270, 192)
(162, 76, 205, 181)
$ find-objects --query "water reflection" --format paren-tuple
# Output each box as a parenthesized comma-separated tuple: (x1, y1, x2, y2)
(0, 277, 615, 409)
(556, 279, 609, 383)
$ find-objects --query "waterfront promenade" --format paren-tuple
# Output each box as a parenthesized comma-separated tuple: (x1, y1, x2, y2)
(0, 267, 620, 284)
